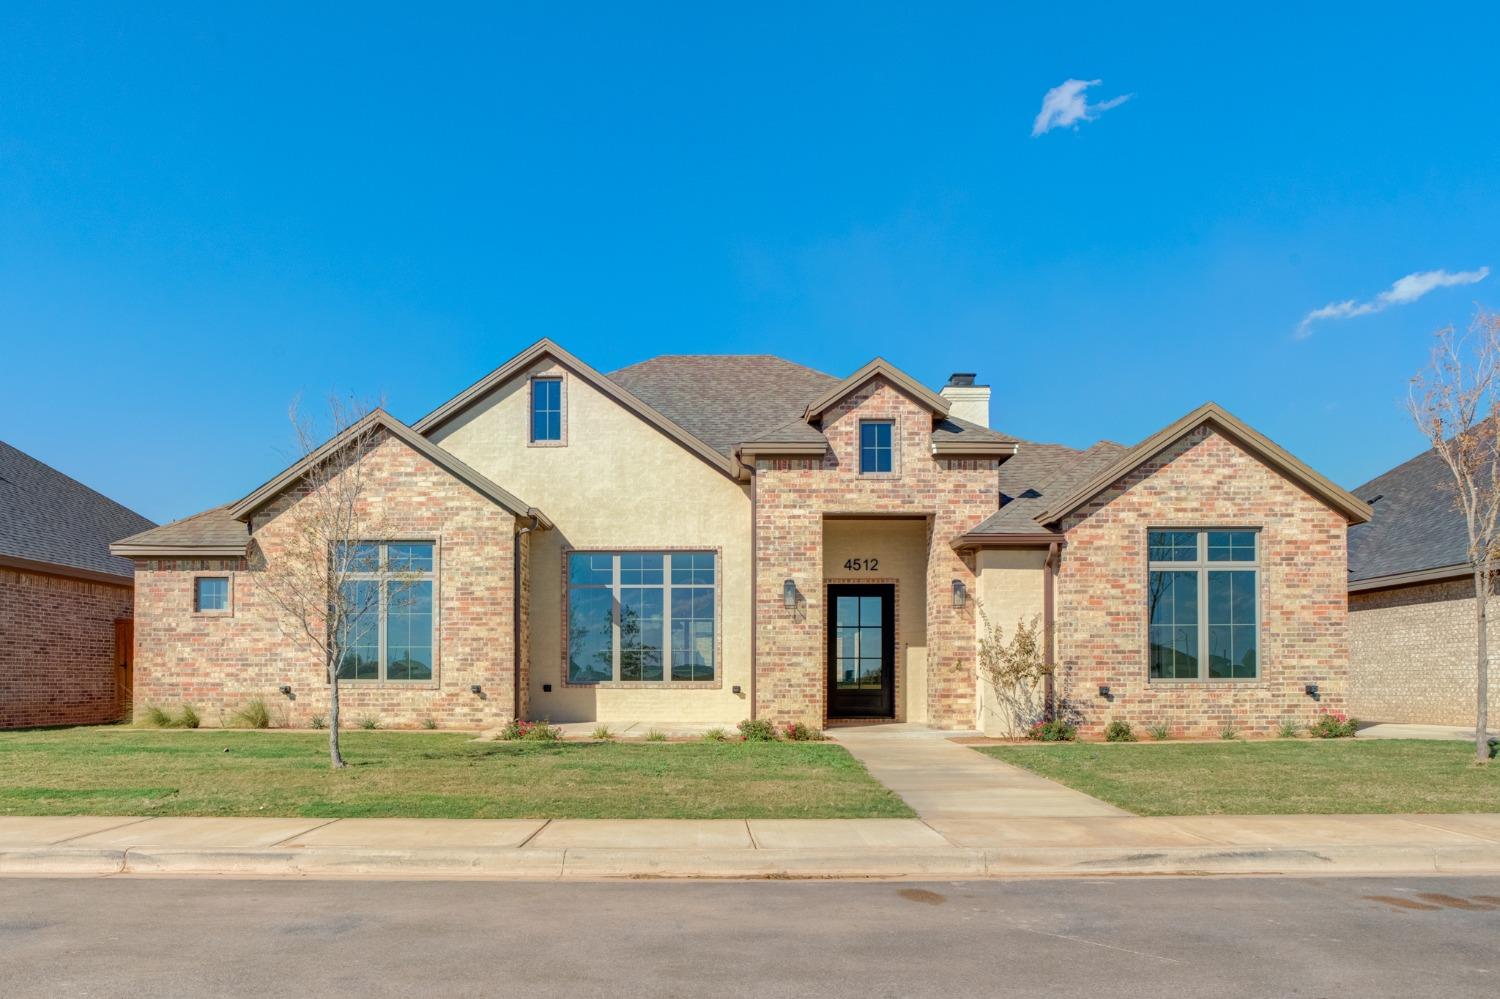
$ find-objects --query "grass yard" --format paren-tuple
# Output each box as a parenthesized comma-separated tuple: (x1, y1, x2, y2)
(0, 728, 913, 819)
(981, 740, 1500, 816)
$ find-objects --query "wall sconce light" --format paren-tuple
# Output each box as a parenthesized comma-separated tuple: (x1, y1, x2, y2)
(952, 579, 967, 610)
(1304, 683, 1319, 698)
(732, 685, 742, 695)
(783, 578, 797, 609)
(278, 684, 292, 697)
(542, 684, 552, 693)
(470, 684, 483, 695)
(1097, 684, 1111, 699)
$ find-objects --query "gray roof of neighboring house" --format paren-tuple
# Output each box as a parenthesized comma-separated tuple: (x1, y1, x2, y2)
(1347, 445, 1469, 582)
(969, 440, 1128, 536)
(112, 504, 249, 554)
(606, 355, 1017, 455)
(0, 441, 155, 580)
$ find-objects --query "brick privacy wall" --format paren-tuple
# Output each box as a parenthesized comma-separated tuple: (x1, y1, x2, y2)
(1056, 427, 1350, 738)
(131, 431, 520, 729)
(1349, 576, 1496, 724)
(0, 567, 133, 728)
(754, 378, 997, 729)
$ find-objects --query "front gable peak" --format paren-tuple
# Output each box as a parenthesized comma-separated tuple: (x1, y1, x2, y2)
(802, 358, 952, 423)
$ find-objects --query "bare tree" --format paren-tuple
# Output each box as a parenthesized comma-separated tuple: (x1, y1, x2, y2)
(1408, 309, 1500, 764)
(249, 396, 401, 769)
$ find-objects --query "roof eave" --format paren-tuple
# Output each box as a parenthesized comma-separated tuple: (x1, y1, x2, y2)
(0, 553, 136, 585)
(932, 441, 1020, 458)
(953, 531, 1062, 551)
(109, 544, 248, 559)
(802, 358, 953, 422)
(1348, 563, 1471, 593)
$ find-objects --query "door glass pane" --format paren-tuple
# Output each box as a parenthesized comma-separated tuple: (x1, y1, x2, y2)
(859, 659, 883, 689)
(860, 596, 881, 625)
(838, 659, 859, 688)
(836, 595, 859, 627)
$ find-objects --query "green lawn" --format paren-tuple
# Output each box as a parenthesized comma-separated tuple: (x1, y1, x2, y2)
(0, 728, 913, 819)
(980, 740, 1500, 815)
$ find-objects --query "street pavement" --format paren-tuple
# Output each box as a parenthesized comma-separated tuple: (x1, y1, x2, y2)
(2, 875, 1497, 997)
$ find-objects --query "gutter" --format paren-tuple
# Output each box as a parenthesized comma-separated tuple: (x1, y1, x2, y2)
(1348, 563, 1470, 594)
(1044, 541, 1058, 720)
(513, 514, 542, 721)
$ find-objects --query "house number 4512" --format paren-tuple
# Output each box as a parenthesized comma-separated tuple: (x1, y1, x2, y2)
(842, 558, 879, 571)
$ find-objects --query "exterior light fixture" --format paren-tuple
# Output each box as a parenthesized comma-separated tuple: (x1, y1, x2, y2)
(732, 685, 742, 695)
(783, 578, 797, 609)
(1097, 684, 1111, 698)
(470, 684, 483, 695)
(278, 684, 292, 697)
(952, 579, 967, 609)
(1304, 683, 1319, 698)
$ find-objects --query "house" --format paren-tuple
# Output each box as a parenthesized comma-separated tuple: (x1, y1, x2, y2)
(1347, 442, 1496, 725)
(110, 340, 1369, 736)
(1, 441, 155, 728)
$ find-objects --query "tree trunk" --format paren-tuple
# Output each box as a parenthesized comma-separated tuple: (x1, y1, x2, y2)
(327, 655, 347, 769)
(1479, 564, 1492, 764)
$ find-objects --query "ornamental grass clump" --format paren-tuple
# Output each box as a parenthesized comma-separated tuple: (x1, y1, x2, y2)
(230, 698, 272, 729)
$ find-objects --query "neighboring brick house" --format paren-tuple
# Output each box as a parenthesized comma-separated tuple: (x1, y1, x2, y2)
(112, 340, 1369, 736)
(1, 441, 154, 728)
(1346, 444, 1497, 725)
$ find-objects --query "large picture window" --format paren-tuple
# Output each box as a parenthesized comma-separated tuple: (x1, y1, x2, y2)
(567, 551, 716, 684)
(1147, 530, 1258, 681)
(335, 541, 435, 682)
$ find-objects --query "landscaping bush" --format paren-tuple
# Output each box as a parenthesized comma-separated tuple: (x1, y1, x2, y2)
(177, 704, 201, 729)
(1026, 719, 1077, 742)
(499, 719, 563, 742)
(142, 705, 173, 728)
(645, 728, 668, 742)
(422, 717, 438, 730)
(358, 715, 381, 730)
(782, 721, 826, 742)
(310, 714, 326, 729)
(1308, 710, 1358, 739)
(230, 698, 272, 729)
(1104, 719, 1136, 743)
(701, 728, 729, 742)
(1219, 725, 1239, 741)
(591, 724, 614, 740)
(737, 718, 779, 742)
(1277, 718, 1301, 739)
(1147, 723, 1170, 741)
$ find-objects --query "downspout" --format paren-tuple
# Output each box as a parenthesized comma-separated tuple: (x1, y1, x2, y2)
(513, 515, 540, 722)
(1044, 541, 1058, 720)
(748, 461, 758, 720)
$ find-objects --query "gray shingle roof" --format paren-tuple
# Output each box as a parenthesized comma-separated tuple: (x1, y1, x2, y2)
(112, 504, 249, 554)
(970, 440, 1127, 536)
(1347, 445, 1469, 582)
(0, 441, 155, 580)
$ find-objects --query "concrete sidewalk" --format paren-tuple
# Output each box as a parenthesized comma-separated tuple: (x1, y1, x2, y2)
(4, 812, 1500, 880)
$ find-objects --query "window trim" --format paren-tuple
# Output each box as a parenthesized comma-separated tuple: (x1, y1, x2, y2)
(334, 539, 441, 687)
(1146, 527, 1261, 683)
(560, 547, 723, 689)
(192, 573, 233, 616)
(528, 374, 567, 447)
(857, 419, 898, 477)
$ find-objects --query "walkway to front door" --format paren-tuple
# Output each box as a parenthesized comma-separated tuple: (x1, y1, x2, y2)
(830, 724, 1124, 823)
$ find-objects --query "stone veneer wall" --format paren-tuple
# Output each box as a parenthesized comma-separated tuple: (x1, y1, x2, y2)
(0, 567, 133, 728)
(1056, 427, 1350, 738)
(753, 377, 997, 729)
(1349, 576, 1496, 725)
(130, 431, 521, 729)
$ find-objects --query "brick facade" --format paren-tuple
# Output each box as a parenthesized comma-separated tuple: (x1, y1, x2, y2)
(1056, 427, 1350, 738)
(131, 431, 523, 729)
(752, 377, 996, 729)
(0, 566, 133, 728)
(1349, 576, 1496, 725)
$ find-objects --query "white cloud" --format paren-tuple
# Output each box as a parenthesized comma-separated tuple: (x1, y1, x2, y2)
(1296, 266, 1490, 338)
(1031, 79, 1131, 137)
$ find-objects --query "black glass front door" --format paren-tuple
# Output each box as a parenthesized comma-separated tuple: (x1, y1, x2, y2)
(827, 583, 895, 718)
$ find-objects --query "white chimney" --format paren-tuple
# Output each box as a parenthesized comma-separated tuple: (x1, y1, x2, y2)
(939, 372, 990, 428)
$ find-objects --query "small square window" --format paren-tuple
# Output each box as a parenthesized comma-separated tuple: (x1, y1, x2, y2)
(194, 576, 229, 612)
(531, 378, 563, 443)
(859, 421, 893, 474)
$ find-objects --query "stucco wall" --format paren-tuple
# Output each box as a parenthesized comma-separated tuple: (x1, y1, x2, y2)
(1056, 427, 1350, 738)
(974, 548, 1047, 737)
(0, 567, 133, 728)
(822, 518, 930, 723)
(430, 359, 754, 725)
(1349, 576, 1496, 724)
(132, 431, 520, 729)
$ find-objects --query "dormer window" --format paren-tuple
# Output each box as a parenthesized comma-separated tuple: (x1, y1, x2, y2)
(530, 377, 563, 444)
(859, 421, 893, 474)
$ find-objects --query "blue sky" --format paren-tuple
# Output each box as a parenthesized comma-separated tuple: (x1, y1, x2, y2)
(2, 3, 1496, 524)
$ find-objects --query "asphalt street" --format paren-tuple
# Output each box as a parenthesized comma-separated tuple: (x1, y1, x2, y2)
(2, 875, 1497, 997)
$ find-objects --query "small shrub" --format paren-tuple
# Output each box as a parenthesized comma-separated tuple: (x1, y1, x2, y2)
(591, 724, 614, 740)
(357, 714, 381, 731)
(422, 717, 438, 730)
(500, 719, 563, 741)
(310, 714, 326, 729)
(782, 721, 826, 741)
(1219, 725, 1239, 741)
(1026, 719, 1077, 742)
(142, 705, 173, 728)
(1104, 719, 1136, 743)
(1308, 710, 1358, 739)
(737, 718, 779, 742)
(230, 698, 271, 729)
(177, 704, 201, 729)
(1277, 718, 1301, 739)
(1147, 723, 1170, 741)
(644, 728, 668, 742)
(701, 727, 729, 742)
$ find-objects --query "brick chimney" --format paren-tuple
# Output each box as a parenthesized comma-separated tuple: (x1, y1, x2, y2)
(939, 373, 990, 428)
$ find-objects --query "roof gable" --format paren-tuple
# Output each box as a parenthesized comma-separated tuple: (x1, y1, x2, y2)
(1037, 402, 1372, 526)
(802, 358, 953, 422)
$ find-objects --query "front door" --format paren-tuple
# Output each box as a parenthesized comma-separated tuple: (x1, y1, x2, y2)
(114, 618, 134, 719)
(827, 584, 895, 719)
